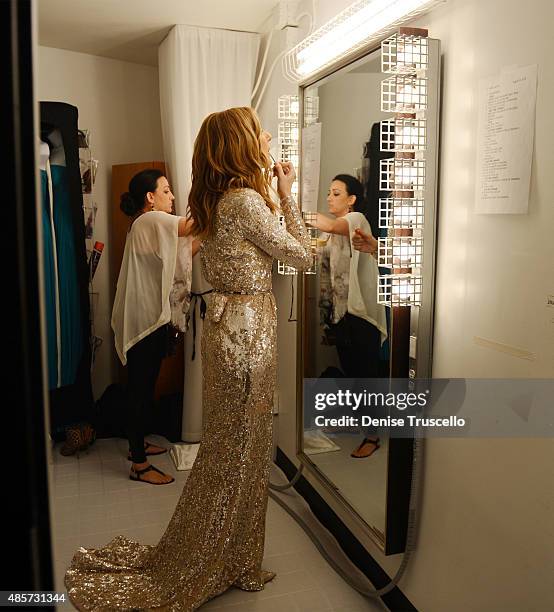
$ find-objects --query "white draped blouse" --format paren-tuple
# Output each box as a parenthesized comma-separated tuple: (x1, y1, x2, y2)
(111, 211, 192, 365)
(319, 211, 388, 345)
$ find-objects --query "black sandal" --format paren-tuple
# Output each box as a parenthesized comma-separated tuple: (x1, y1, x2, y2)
(129, 464, 175, 485)
(350, 437, 380, 458)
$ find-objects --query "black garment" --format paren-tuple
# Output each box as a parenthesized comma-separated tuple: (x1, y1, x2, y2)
(364, 121, 394, 235)
(126, 325, 169, 463)
(331, 313, 380, 379)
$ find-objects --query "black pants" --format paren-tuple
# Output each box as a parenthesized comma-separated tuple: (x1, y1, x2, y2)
(126, 325, 168, 463)
(332, 313, 380, 379)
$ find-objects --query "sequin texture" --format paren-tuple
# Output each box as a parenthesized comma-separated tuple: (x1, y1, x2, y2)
(65, 188, 311, 610)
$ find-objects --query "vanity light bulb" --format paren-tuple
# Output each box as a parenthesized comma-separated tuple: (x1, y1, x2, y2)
(291, 126, 300, 142)
(405, 206, 418, 225)
(392, 280, 412, 301)
(397, 166, 417, 188)
(291, 100, 300, 115)
(392, 206, 418, 225)
(397, 82, 419, 105)
(393, 244, 416, 260)
(397, 43, 418, 68)
(398, 126, 419, 146)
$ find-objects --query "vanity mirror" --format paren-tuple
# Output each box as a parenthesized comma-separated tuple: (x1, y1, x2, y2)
(296, 31, 441, 555)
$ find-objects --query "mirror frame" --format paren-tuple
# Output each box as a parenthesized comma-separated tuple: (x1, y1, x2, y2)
(295, 36, 441, 555)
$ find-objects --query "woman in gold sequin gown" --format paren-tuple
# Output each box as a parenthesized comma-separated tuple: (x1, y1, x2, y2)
(65, 107, 312, 610)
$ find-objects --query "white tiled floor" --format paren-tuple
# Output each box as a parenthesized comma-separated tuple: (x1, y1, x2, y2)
(49, 436, 388, 612)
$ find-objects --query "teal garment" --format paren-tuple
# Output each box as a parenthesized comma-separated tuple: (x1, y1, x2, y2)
(41, 169, 59, 389)
(51, 164, 83, 387)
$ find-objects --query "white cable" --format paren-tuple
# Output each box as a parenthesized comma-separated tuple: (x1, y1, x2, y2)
(253, 11, 315, 111)
(251, 30, 274, 101)
(268, 434, 424, 598)
(253, 49, 288, 112)
(294, 12, 314, 36)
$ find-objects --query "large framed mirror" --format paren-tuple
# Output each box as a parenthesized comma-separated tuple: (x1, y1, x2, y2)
(296, 33, 441, 555)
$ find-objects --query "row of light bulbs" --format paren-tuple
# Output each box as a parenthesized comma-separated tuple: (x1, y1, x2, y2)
(377, 32, 429, 307)
(275, 32, 429, 304)
(277, 95, 319, 275)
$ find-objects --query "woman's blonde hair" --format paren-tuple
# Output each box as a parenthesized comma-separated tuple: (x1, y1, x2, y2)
(188, 106, 276, 238)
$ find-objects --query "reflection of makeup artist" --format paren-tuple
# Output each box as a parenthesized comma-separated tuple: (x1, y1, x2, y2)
(308, 174, 388, 458)
(313, 174, 387, 458)
(352, 228, 377, 253)
(307, 174, 387, 377)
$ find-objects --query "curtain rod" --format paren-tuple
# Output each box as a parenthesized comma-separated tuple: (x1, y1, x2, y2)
(159, 22, 261, 46)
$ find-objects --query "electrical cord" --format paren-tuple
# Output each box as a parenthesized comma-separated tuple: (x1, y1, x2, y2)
(287, 275, 297, 322)
(253, 49, 288, 112)
(253, 11, 315, 112)
(268, 434, 424, 598)
(251, 30, 274, 101)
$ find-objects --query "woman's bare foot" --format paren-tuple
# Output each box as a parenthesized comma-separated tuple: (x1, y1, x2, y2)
(130, 462, 174, 485)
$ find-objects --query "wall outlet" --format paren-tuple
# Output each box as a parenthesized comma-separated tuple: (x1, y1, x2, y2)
(273, 390, 280, 414)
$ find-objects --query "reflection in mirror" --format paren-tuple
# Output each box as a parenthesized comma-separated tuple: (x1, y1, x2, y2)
(301, 47, 392, 537)
(299, 33, 440, 554)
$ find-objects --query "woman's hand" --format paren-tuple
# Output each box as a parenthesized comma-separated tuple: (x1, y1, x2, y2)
(273, 161, 296, 200)
(178, 217, 194, 237)
(352, 228, 378, 255)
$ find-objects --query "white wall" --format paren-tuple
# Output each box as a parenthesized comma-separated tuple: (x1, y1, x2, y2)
(37, 46, 164, 399)
(317, 71, 386, 204)
(262, 1, 554, 611)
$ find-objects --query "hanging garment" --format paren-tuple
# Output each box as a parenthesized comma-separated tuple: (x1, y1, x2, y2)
(111, 211, 192, 366)
(48, 128, 84, 387)
(364, 121, 394, 236)
(65, 189, 311, 610)
(40, 142, 60, 390)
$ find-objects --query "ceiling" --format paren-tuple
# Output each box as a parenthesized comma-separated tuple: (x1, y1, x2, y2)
(38, 0, 278, 66)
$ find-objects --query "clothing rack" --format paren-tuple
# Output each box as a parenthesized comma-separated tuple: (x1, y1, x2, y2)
(78, 129, 102, 368)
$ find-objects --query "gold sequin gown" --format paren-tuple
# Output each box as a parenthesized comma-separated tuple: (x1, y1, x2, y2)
(65, 188, 311, 611)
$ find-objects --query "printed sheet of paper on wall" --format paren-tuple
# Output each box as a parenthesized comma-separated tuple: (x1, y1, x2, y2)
(474, 64, 537, 214)
(300, 122, 322, 213)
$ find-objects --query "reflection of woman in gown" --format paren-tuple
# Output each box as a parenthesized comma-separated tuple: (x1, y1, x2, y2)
(65, 106, 312, 610)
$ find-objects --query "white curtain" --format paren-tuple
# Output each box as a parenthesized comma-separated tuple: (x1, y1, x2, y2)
(159, 25, 260, 442)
